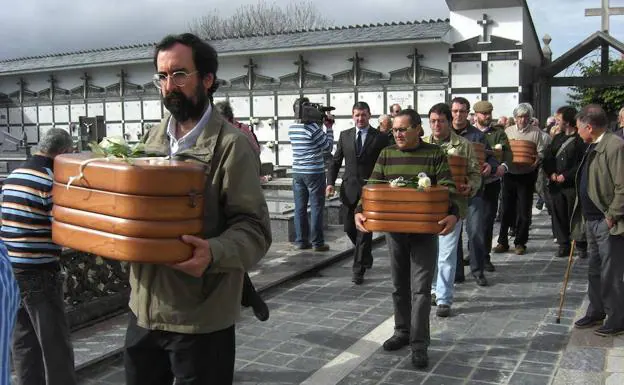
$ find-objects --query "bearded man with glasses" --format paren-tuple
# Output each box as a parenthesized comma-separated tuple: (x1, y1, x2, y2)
(124, 33, 272, 385)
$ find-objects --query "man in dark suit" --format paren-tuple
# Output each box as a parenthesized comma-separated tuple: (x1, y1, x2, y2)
(327, 101, 390, 284)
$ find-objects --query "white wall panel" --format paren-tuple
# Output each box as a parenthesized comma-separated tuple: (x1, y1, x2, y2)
(106, 123, 123, 138)
(38, 106, 53, 124)
(358, 91, 384, 116)
(105, 102, 122, 121)
(87, 102, 104, 117)
(259, 144, 276, 165)
(277, 119, 295, 142)
(229, 96, 250, 118)
(23, 107, 37, 125)
(488, 93, 519, 118)
(417, 90, 446, 113)
(277, 143, 292, 166)
(124, 122, 143, 142)
(277, 94, 299, 117)
(421, 117, 432, 138)
(70, 104, 86, 122)
(9, 108, 22, 124)
(488, 61, 520, 88)
(124, 101, 142, 121)
(54, 104, 70, 123)
(451, 62, 482, 89)
(304, 93, 327, 105)
(252, 95, 274, 118)
(451, 94, 483, 111)
(142, 100, 162, 120)
(24, 126, 39, 143)
(387, 91, 414, 111)
(329, 93, 354, 116)
(253, 119, 275, 142)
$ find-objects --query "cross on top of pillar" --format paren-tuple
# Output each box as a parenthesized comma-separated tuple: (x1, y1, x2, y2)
(477, 13, 494, 43)
(585, 0, 624, 34)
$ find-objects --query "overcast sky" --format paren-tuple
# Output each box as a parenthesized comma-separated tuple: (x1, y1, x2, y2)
(1, 0, 623, 110)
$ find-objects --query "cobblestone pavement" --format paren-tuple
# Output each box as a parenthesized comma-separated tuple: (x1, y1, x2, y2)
(75, 211, 623, 384)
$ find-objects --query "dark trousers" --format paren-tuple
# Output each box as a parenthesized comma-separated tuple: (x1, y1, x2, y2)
(1, 245, 19, 385)
(124, 312, 235, 385)
(483, 181, 501, 262)
(341, 204, 373, 273)
(386, 232, 437, 350)
(498, 171, 538, 247)
(584, 220, 624, 329)
(549, 186, 576, 249)
(457, 193, 487, 278)
(12, 267, 76, 385)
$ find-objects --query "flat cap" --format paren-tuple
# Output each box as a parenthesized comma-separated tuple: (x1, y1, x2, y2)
(473, 101, 493, 113)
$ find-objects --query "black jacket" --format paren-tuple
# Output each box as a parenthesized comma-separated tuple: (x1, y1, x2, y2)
(327, 127, 390, 206)
(543, 131, 587, 190)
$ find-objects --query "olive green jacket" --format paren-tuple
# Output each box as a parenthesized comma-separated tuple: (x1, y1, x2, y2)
(424, 131, 481, 218)
(128, 111, 272, 334)
(571, 132, 624, 238)
(480, 125, 513, 184)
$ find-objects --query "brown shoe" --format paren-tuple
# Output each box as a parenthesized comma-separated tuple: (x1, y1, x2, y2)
(515, 245, 526, 255)
(492, 244, 509, 253)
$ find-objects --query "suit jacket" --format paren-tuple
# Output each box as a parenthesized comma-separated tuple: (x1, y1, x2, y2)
(328, 126, 390, 206)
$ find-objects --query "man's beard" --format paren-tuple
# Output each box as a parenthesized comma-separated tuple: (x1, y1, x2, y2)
(477, 117, 491, 127)
(163, 84, 207, 122)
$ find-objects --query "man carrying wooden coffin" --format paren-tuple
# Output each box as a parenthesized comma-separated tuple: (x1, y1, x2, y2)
(127, 33, 272, 384)
(355, 108, 459, 369)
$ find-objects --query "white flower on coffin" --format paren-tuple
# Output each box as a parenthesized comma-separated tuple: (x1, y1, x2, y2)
(389, 177, 407, 188)
(99, 136, 126, 150)
(417, 172, 431, 188)
(494, 144, 503, 150)
(447, 148, 457, 155)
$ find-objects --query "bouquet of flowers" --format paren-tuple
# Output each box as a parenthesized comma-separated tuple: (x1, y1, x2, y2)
(367, 173, 432, 190)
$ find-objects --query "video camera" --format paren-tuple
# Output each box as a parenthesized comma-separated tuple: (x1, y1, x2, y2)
(294, 98, 335, 126)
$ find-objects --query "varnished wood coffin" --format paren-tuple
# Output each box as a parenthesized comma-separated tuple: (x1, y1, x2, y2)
(361, 185, 448, 234)
(510, 140, 537, 165)
(54, 153, 206, 195)
(447, 155, 469, 195)
(52, 153, 207, 263)
(472, 142, 486, 165)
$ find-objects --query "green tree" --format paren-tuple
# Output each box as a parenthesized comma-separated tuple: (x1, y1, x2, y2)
(568, 58, 624, 118)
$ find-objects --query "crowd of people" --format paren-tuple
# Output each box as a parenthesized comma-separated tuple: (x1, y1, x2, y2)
(0, 32, 622, 384)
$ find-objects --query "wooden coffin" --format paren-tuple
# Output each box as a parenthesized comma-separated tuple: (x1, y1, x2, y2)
(54, 153, 206, 195)
(52, 221, 193, 263)
(510, 140, 537, 165)
(52, 205, 202, 238)
(472, 142, 486, 165)
(360, 185, 448, 234)
(52, 183, 203, 221)
(51, 153, 207, 263)
(447, 155, 468, 195)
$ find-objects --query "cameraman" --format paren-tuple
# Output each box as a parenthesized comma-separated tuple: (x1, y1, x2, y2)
(288, 97, 334, 251)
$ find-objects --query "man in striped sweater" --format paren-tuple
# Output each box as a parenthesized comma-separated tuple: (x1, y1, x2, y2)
(355, 109, 459, 369)
(1, 128, 77, 385)
(288, 97, 334, 251)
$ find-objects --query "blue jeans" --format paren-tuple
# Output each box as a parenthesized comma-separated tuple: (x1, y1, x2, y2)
(0, 243, 19, 385)
(432, 219, 463, 306)
(292, 173, 326, 247)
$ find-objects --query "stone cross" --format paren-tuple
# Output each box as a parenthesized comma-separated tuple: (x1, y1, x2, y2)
(348, 52, 363, 86)
(244, 58, 257, 90)
(585, 0, 624, 34)
(477, 13, 494, 43)
(408, 49, 424, 84)
(294, 55, 308, 89)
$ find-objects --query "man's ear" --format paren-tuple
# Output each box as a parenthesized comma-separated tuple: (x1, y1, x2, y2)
(202, 73, 214, 91)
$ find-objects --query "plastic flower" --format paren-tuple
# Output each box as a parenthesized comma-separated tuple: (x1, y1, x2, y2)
(389, 177, 407, 188)
(494, 144, 503, 150)
(447, 148, 457, 155)
(417, 172, 431, 188)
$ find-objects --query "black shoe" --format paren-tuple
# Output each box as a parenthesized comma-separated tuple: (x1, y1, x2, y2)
(411, 349, 429, 369)
(577, 249, 588, 259)
(594, 325, 624, 337)
(431, 293, 437, 306)
(293, 243, 312, 250)
(463, 257, 470, 265)
(509, 229, 516, 237)
(382, 335, 409, 351)
(556, 246, 571, 258)
(250, 297, 270, 322)
(493, 244, 509, 253)
(313, 244, 330, 252)
(485, 261, 496, 272)
(474, 274, 488, 287)
(454, 276, 465, 284)
(352, 273, 364, 285)
(574, 316, 605, 329)
(436, 304, 451, 317)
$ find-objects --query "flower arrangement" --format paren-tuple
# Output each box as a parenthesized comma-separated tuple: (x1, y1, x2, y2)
(494, 144, 503, 150)
(88, 137, 153, 163)
(367, 173, 432, 190)
(447, 148, 457, 155)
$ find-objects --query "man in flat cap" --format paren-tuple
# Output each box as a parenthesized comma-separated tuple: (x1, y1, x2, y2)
(472, 101, 512, 265)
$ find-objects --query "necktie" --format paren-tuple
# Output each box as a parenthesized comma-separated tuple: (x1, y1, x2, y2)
(356, 130, 363, 155)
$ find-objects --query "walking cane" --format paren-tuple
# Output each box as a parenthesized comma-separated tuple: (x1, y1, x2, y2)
(556, 240, 576, 324)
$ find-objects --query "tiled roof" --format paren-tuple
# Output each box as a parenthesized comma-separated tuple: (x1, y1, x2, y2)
(0, 19, 450, 75)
